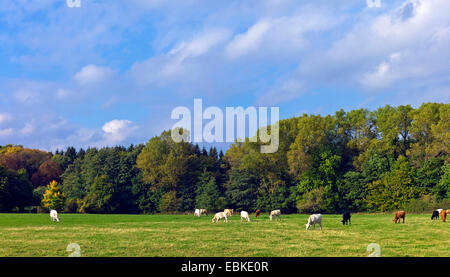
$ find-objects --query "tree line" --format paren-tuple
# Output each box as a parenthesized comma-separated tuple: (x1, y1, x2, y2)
(0, 102, 449, 214)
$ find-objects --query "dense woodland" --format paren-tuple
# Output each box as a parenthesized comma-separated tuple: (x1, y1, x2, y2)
(1, 103, 449, 214)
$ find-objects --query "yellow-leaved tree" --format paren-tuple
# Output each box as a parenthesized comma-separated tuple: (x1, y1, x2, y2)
(41, 180, 65, 211)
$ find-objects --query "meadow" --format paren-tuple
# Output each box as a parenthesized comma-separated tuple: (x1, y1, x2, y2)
(0, 213, 448, 257)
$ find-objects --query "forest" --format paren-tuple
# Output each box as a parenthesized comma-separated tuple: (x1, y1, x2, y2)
(0, 102, 449, 214)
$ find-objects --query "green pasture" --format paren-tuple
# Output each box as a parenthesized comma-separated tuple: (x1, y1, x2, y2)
(0, 213, 448, 257)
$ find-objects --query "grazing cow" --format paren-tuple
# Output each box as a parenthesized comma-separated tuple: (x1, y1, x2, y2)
(306, 214, 322, 230)
(440, 209, 447, 222)
(269, 210, 281, 221)
(393, 211, 406, 224)
(224, 209, 234, 217)
(50, 210, 60, 222)
(240, 211, 251, 222)
(431, 210, 440, 220)
(212, 212, 228, 223)
(342, 212, 351, 225)
(254, 209, 261, 218)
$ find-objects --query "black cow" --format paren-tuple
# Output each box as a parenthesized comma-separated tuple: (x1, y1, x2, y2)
(342, 212, 351, 225)
(431, 210, 440, 220)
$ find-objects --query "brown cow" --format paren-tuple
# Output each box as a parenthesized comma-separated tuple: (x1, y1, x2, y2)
(393, 211, 406, 224)
(224, 209, 234, 217)
(254, 209, 261, 218)
(440, 209, 447, 222)
(446, 209, 450, 215)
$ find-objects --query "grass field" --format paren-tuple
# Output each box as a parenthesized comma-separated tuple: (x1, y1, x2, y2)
(0, 213, 448, 257)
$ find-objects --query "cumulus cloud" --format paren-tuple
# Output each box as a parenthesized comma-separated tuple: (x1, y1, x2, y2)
(74, 65, 115, 85)
(226, 11, 339, 59)
(302, 0, 450, 92)
(130, 29, 230, 87)
(1, 0, 449, 151)
(102, 119, 138, 145)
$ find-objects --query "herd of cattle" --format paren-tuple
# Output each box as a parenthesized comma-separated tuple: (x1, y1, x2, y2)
(194, 208, 450, 229)
(48, 208, 450, 229)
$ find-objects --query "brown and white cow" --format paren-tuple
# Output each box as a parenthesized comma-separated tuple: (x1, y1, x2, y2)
(212, 212, 228, 223)
(440, 209, 447, 222)
(224, 209, 234, 217)
(393, 211, 406, 224)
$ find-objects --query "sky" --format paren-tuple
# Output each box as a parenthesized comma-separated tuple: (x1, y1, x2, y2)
(0, 0, 449, 152)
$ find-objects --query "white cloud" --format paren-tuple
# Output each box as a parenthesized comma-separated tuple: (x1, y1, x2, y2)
(56, 88, 71, 99)
(0, 113, 12, 125)
(169, 29, 231, 63)
(0, 128, 13, 137)
(74, 65, 115, 85)
(226, 21, 270, 58)
(102, 119, 138, 145)
(226, 11, 339, 59)
(130, 29, 230, 86)
(19, 121, 35, 136)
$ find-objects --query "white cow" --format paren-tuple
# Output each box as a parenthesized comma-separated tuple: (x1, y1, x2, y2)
(240, 211, 251, 222)
(194, 209, 208, 216)
(212, 212, 228, 223)
(306, 214, 322, 230)
(50, 209, 60, 222)
(269, 210, 281, 221)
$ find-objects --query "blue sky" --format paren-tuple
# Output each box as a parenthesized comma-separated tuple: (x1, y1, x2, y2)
(0, 0, 449, 151)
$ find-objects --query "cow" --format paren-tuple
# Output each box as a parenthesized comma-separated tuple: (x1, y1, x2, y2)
(50, 209, 60, 222)
(440, 209, 447, 222)
(431, 210, 440, 220)
(446, 209, 450, 215)
(393, 211, 406, 224)
(342, 212, 351, 225)
(212, 212, 228, 223)
(194, 209, 208, 216)
(224, 209, 234, 217)
(240, 211, 251, 222)
(254, 209, 261, 218)
(306, 214, 322, 230)
(269, 210, 281, 221)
